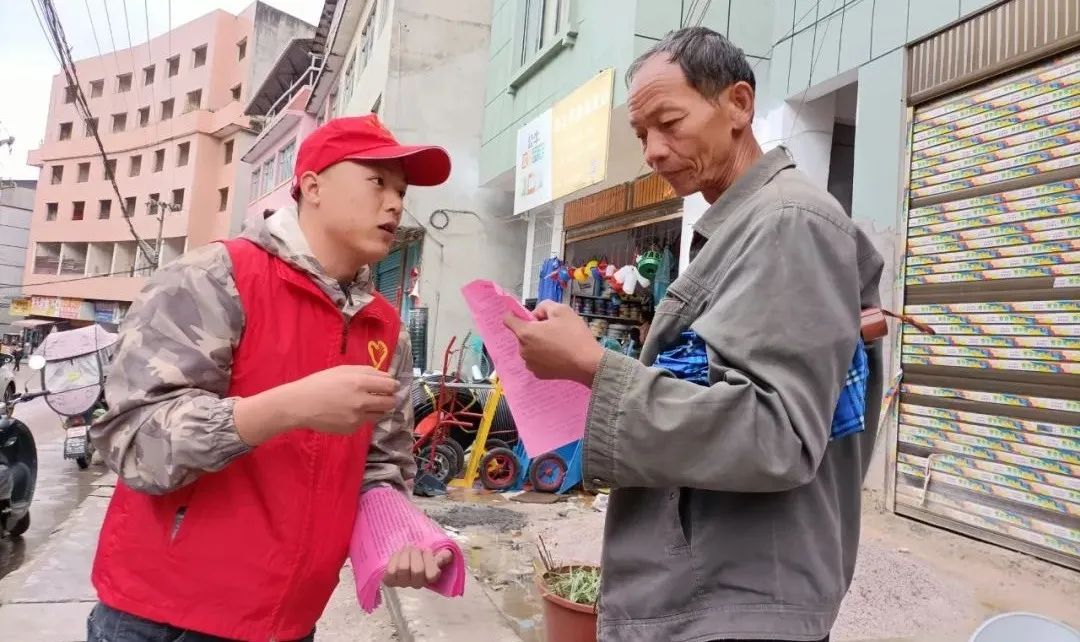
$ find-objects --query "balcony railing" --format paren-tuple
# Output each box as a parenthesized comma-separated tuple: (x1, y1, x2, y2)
(265, 62, 321, 122)
(59, 258, 86, 276)
(34, 256, 59, 275)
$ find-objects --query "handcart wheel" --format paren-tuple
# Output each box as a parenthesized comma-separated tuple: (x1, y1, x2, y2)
(416, 444, 457, 484)
(441, 438, 466, 473)
(528, 453, 567, 493)
(484, 438, 510, 452)
(478, 447, 519, 491)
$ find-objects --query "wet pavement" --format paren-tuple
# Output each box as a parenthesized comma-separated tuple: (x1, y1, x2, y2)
(0, 369, 106, 581)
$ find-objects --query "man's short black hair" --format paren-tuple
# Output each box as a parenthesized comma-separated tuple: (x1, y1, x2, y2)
(627, 26, 756, 99)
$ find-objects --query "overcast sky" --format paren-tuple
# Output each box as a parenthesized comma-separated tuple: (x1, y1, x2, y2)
(0, 0, 322, 181)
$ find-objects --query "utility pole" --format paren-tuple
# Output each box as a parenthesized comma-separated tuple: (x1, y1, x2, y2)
(146, 198, 180, 271)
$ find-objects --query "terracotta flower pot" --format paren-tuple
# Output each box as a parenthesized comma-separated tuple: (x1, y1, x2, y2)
(536, 566, 598, 642)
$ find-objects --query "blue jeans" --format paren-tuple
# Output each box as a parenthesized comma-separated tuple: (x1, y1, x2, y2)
(87, 603, 315, 642)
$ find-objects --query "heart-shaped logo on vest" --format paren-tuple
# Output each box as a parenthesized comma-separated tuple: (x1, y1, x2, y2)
(367, 340, 389, 371)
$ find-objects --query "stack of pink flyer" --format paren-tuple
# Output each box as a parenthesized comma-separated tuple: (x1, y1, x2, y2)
(349, 486, 465, 612)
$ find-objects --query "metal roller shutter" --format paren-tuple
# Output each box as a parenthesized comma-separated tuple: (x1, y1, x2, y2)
(897, 49, 1080, 569)
(374, 248, 404, 312)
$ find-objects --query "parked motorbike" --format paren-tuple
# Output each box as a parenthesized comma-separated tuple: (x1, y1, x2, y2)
(0, 390, 44, 538)
(27, 325, 117, 470)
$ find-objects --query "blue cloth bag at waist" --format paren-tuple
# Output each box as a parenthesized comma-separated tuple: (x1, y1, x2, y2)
(655, 331, 868, 440)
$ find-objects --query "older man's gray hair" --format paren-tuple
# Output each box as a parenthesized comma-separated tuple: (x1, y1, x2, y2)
(627, 26, 756, 99)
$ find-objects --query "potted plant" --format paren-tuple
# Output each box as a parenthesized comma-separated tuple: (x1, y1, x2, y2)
(535, 538, 599, 642)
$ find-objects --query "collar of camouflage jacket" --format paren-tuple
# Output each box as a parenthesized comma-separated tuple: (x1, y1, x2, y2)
(241, 206, 376, 318)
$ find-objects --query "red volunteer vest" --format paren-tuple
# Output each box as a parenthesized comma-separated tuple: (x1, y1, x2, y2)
(92, 239, 401, 641)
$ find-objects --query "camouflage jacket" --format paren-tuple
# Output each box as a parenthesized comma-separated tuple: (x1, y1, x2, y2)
(91, 207, 416, 495)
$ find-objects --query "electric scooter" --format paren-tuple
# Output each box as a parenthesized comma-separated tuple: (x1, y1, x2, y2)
(0, 390, 43, 538)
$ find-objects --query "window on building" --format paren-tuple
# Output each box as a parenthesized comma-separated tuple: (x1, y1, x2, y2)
(171, 188, 185, 211)
(218, 187, 229, 212)
(143, 64, 156, 85)
(358, 9, 376, 70)
(193, 45, 208, 68)
(85, 117, 98, 137)
(117, 72, 132, 93)
(72, 201, 85, 221)
(46, 202, 58, 221)
(104, 159, 116, 180)
(50, 165, 63, 184)
(124, 196, 136, 218)
(342, 56, 356, 106)
(90, 79, 104, 97)
(231, 84, 242, 101)
(167, 55, 180, 77)
(138, 106, 150, 127)
(237, 38, 247, 61)
(161, 98, 174, 121)
(277, 141, 296, 184)
(58, 122, 72, 140)
(224, 139, 234, 164)
(153, 149, 165, 172)
(148, 192, 160, 214)
(129, 155, 142, 177)
(185, 89, 202, 112)
(260, 159, 275, 194)
(177, 142, 190, 167)
(34, 243, 61, 274)
(112, 112, 127, 133)
(520, 0, 568, 65)
(249, 166, 260, 198)
(77, 162, 90, 183)
(64, 85, 77, 103)
(98, 199, 112, 219)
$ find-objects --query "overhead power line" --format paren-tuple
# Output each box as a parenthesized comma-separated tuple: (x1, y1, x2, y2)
(103, 0, 120, 55)
(29, 0, 62, 66)
(0, 267, 155, 289)
(143, 0, 157, 119)
(33, 0, 159, 266)
(82, 0, 104, 58)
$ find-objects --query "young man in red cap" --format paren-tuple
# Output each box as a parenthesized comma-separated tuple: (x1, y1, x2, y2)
(88, 115, 452, 641)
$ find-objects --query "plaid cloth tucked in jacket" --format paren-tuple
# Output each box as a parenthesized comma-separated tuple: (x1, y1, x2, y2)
(830, 339, 868, 440)
(655, 332, 868, 439)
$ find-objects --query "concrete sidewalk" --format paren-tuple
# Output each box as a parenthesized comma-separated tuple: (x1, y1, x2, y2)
(0, 475, 112, 641)
(0, 474, 520, 642)
(390, 572, 521, 641)
(320, 563, 521, 641)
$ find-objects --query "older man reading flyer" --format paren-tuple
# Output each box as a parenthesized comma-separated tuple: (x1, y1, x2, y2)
(506, 27, 884, 642)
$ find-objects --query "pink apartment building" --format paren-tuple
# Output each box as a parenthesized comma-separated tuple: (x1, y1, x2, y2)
(17, 3, 311, 330)
(242, 38, 320, 222)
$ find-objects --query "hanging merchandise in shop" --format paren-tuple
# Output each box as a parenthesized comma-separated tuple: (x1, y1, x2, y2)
(551, 173, 684, 360)
(514, 69, 615, 214)
(895, 46, 1080, 570)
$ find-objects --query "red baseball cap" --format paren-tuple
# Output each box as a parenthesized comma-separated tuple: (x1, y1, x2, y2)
(291, 115, 451, 199)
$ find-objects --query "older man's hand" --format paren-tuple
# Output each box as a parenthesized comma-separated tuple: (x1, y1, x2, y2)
(504, 301, 604, 387)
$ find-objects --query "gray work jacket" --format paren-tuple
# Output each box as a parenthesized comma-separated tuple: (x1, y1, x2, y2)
(583, 146, 885, 641)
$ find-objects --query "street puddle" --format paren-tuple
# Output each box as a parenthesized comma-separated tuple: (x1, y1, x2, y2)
(464, 530, 545, 641)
